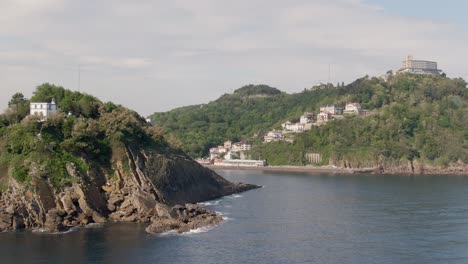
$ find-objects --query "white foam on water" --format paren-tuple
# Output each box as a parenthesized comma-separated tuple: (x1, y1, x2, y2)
(215, 211, 233, 221)
(84, 223, 104, 228)
(180, 226, 212, 236)
(159, 230, 178, 237)
(31, 228, 48, 233)
(222, 216, 233, 221)
(32, 226, 80, 235)
(215, 211, 230, 216)
(197, 199, 221, 206)
(51, 226, 79, 235)
(230, 194, 243, 198)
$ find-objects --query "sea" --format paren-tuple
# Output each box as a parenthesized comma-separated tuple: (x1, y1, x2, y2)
(1, 170, 468, 264)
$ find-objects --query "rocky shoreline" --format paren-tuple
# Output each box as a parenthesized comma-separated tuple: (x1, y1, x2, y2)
(0, 147, 260, 234)
(206, 162, 468, 175)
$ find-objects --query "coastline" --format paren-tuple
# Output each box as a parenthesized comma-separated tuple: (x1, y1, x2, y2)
(205, 165, 352, 174)
(205, 165, 468, 175)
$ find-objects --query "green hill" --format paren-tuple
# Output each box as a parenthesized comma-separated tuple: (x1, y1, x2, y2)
(150, 74, 468, 168)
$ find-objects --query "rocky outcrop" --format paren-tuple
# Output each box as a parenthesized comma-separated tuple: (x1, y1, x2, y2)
(332, 158, 468, 175)
(0, 146, 259, 233)
(146, 204, 223, 235)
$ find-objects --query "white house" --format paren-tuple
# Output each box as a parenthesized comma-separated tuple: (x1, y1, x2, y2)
(319, 105, 343, 116)
(282, 121, 312, 132)
(343, 103, 361, 115)
(231, 141, 252, 151)
(316, 112, 332, 123)
(299, 112, 314, 124)
(30, 98, 58, 121)
(264, 130, 285, 143)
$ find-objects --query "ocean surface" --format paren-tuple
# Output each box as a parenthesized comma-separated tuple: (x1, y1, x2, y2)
(2, 170, 468, 264)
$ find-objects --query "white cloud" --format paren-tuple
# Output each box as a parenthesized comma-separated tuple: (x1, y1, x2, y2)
(0, 0, 466, 115)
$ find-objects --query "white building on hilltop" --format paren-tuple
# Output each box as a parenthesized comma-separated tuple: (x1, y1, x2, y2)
(30, 98, 58, 121)
(397, 55, 442, 75)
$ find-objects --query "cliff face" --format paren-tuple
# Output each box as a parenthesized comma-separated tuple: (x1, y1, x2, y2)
(0, 146, 258, 233)
(331, 158, 468, 175)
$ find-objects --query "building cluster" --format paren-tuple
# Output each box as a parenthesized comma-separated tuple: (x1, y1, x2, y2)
(263, 103, 370, 143)
(281, 112, 314, 132)
(196, 140, 266, 167)
(209, 140, 253, 160)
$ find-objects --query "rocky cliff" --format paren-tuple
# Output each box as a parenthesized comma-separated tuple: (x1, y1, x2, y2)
(0, 84, 259, 234)
(0, 145, 258, 233)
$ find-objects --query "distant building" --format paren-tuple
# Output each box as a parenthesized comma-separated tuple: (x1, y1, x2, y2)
(30, 98, 58, 121)
(343, 103, 361, 115)
(223, 140, 232, 149)
(231, 141, 252, 151)
(397, 55, 442, 75)
(264, 130, 285, 143)
(319, 105, 343, 116)
(316, 112, 332, 123)
(282, 122, 310, 132)
(209, 148, 220, 160)
(299, 112, 314, 124)
(194, 159, 212, 165)
(282, 113, 313, 133)
(214, 159, 266, 167)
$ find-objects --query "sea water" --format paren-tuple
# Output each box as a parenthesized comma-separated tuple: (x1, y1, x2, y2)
(1, 170, 468, 264)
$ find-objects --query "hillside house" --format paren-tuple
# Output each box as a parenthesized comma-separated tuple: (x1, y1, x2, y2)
(299, 112, 314, 124)
(343, 103, 361, 115)
(231, 141, 252, 151)
(316, 112, 332, 124)
(319, 105, 343, 116)
(30, 98, 58, 121)
(264, 130, 285, 143)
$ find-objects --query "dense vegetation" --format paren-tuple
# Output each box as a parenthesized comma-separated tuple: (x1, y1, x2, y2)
(0, 84, 170, 190)
(151, 74, 468, 167)
(233, 84, 282, 96)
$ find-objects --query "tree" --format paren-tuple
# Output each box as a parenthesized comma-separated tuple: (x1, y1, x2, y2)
(8, 93, 29, 123)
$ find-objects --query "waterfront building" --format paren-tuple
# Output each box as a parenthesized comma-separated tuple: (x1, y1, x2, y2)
(213, 159, 267, 167)
(30, 98, 58, 121)
(194, 159, 212, 165)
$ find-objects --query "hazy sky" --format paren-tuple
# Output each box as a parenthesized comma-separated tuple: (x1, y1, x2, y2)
(1, 0, 467, 116)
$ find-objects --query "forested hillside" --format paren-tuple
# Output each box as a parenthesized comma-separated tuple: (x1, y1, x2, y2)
(0, 83, 169, 189)
(151, 75, 468, 167)
(250, 75, 467, 168)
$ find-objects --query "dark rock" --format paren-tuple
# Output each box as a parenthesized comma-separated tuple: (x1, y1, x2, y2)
(0, 143, 260, 233)
(0, 212, 12, 231)
(44, 209, 65, 232)
(146, 204, 223, 235)
(12, 216, 25, 229)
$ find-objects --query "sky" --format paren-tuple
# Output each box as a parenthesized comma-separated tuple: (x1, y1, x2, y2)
(1, 0, 467, 116)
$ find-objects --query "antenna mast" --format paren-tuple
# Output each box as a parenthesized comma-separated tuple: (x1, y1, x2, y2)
(78, 64, 81, 92)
